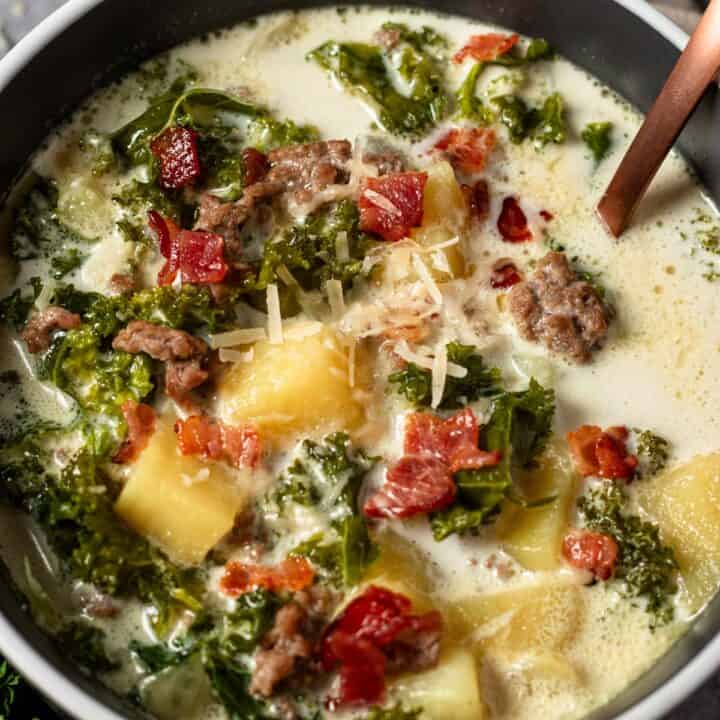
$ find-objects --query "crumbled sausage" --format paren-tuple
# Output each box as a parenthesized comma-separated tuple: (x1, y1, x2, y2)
(164, 359, 209, 404)
(508, 251, 611, 363)
(21, 307, 81, 353)
(384, 621, 443, 674)
(112, 321, 207, 362)
(362, 150, 406, 176)
(109, 273, 136, 295)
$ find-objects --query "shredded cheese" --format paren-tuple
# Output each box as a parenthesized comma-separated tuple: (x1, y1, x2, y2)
(363, 188, 402, 217)
(394, 340, 468, 379)
(431, 344, 448, 409)
(284, 320, 323, 341)
(266, 284, 283, 344)
(347, 337, 356, 388)
(209, 327, 267, 349)
(218, 347, 255, 364)
(412, 253, 443, 305)
(326, 279, 346, 320)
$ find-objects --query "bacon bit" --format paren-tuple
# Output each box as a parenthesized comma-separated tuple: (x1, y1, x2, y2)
(453, 32, 520, 64)
(148, 212, 229, 286)
(359, 172, 428, 242)
(321, 586, 443, 709)
(150, 126, 201, 190)
(175, 415, 262, 469)
(243, 147, 270, 186)
(220, 557, 315, 597)
(567, 424, 638, 480)
(498, 197, 532, 242)
(433, 128, 496, 174)
(540, 209, 554, 221)
(464, 179, 490, 222)
(364, 409, 501, 519)
(562, 529, 618, 580)
(112, 400, 156, 464)
(491, 259, 522, 289)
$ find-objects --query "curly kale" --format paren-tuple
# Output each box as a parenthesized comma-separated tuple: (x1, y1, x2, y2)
(308, 23, 449, 137)
(634, 429, 670, 479)
(492, 92, 566, 147)
(388, 342, 503, 409)
(0, 277, 42, 330)
(431, 379, 555, 541)
(582, 121, 613, 164)
(578, 483, 678, 626)
(270, 433, 378, 586)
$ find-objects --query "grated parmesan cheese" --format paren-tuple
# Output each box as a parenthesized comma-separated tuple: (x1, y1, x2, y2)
(266, 284, 283, 344)
(326, 279, 346, 320)
(363, 188, 402, 217)
(283, 320, 323, 340)
(395, 340, 468, 379)
(218, 347, 255, 364)
(209, 327, 267, 349)
(431, 344, 448, 409)
(347, 337, 356, 388)
(412, 253, 443, 305)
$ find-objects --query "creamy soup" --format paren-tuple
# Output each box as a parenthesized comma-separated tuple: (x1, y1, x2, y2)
(2, 6, 720, 720)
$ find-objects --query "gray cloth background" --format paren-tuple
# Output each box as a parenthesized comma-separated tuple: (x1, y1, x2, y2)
(0, 0, 717, 718)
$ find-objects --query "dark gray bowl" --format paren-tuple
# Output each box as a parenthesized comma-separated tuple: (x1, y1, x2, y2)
(0, 1, 719, 719)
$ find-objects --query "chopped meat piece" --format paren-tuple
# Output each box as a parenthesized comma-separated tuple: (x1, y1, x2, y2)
(21, 306, 81, 353)
(150, 126, 201, 190)
(567, 424, 638, 480)
(362, 150, 406, 176)
(220, 557, 315, 597)
(109, 273, 136, 295)
(464, 179, 490, 222)
(373, 26, 402, 50)
(243, 147, 270, 185)
(251, 602, 314, 698)
(497, 196, 532, 242)
(508, 251, 612, 363)
(75, 588, 121, 619)
(383, 610, 443, 673)
(453, 32, 520, 64)
(433, 128, 496, 174)
(112, 320, 207, 362)
(165, 360, 209, 404)
(359, 171, 428, 242)
(540, 209, 554, 221)
(113, 400, 156, 464)
(491, 258, 522, 289)
(563, 529, 618, 580)
(175, 414, 262, 469)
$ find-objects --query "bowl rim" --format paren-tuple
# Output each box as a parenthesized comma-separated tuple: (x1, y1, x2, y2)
(0, 1, 715, 719)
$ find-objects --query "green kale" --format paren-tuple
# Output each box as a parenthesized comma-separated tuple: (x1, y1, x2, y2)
(431, 379, 555, 541)
(204, 654, 272, 720)
(388, 342, 503, 409)
(256, 199, 376, 293)
(578, 483, 678, 625)
(78, 130, 115, 176)
(633, 429, 670, 479)
(492, 92, 566, 146)
(308, 25, 449, 137)
(271, 433, 378, 586)
(380, 22, 447, 53)
(57, 622, 119, 674)
(581, 121, 613, 164)
(8, 177, 96, 262)
(0, 277, 42, 330)
(50, 248, 87, 279)
(245, 115, 319, 152)
(364, 704, 424, 720)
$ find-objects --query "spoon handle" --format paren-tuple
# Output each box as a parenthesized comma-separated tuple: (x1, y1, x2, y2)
(597, 0, 720, 237)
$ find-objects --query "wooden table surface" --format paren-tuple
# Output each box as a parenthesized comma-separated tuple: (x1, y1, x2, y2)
(0, 1, 717, 719)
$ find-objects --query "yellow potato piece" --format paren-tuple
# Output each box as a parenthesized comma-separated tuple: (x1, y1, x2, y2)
(412, 161, 469, 280)
(217, 328, 366, 447)
(637, 452, 720, 613)
(496, 449, 576, 571)
(115, 423, 248, 566)
(394, 648, 485, 720)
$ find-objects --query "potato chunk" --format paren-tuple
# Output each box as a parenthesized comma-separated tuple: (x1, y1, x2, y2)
(496, 450, 576, 571)
(217, 328, 365, 446)
(411, 161, 468, 279)
(115, 422, 248, 566)
(637, 452, 720, 613)
(394, 648, 485, 720)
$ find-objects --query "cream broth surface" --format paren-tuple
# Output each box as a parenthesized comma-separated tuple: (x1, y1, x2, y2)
(1, 6, 719, 720)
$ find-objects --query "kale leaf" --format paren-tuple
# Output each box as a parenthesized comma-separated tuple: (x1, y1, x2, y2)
(57, 622, 119, 674)
(309, 24, 449, 137)
(492, 92, 566, 147)
(388, 342, 503, 409)
(578, 483, 678, 626)
(634, 429, 670, 478)
(581, 121, 613, 164)
(0, 277, 42, 330)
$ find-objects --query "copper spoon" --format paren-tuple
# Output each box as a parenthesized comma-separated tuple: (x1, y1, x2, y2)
(597, 0, 720, 237)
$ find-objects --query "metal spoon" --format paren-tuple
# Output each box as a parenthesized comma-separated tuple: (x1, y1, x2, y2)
(597, 0, 720, 237)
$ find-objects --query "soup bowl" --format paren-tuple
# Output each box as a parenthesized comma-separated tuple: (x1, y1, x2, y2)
(0, 1, 719, 718)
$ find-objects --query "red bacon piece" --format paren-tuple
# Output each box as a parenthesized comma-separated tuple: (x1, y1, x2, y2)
(466, 179, 490, 222)
(175, 415, 262, 469)
(220, 557, 315, 597)
(359, 172, 428, 242)
(497, 197, 532, 243)
(242, 147, 270, 186)
(112, 400, 156, 464)
(150, 126, 201, 190)
(567, 424, 638, 480)
(148, 212, 229, 286)
(453, 33, 520, 64)
(491, 259, 522, 289)
(540, 209, 554, 222)
(321, 586, 443, 709)
(433, 128, 496, 174)
(562, 529, 619, 581)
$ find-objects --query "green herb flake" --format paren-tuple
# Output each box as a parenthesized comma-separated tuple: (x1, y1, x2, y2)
(634, 429, 670, 478)
(581, 121, 613, 164)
